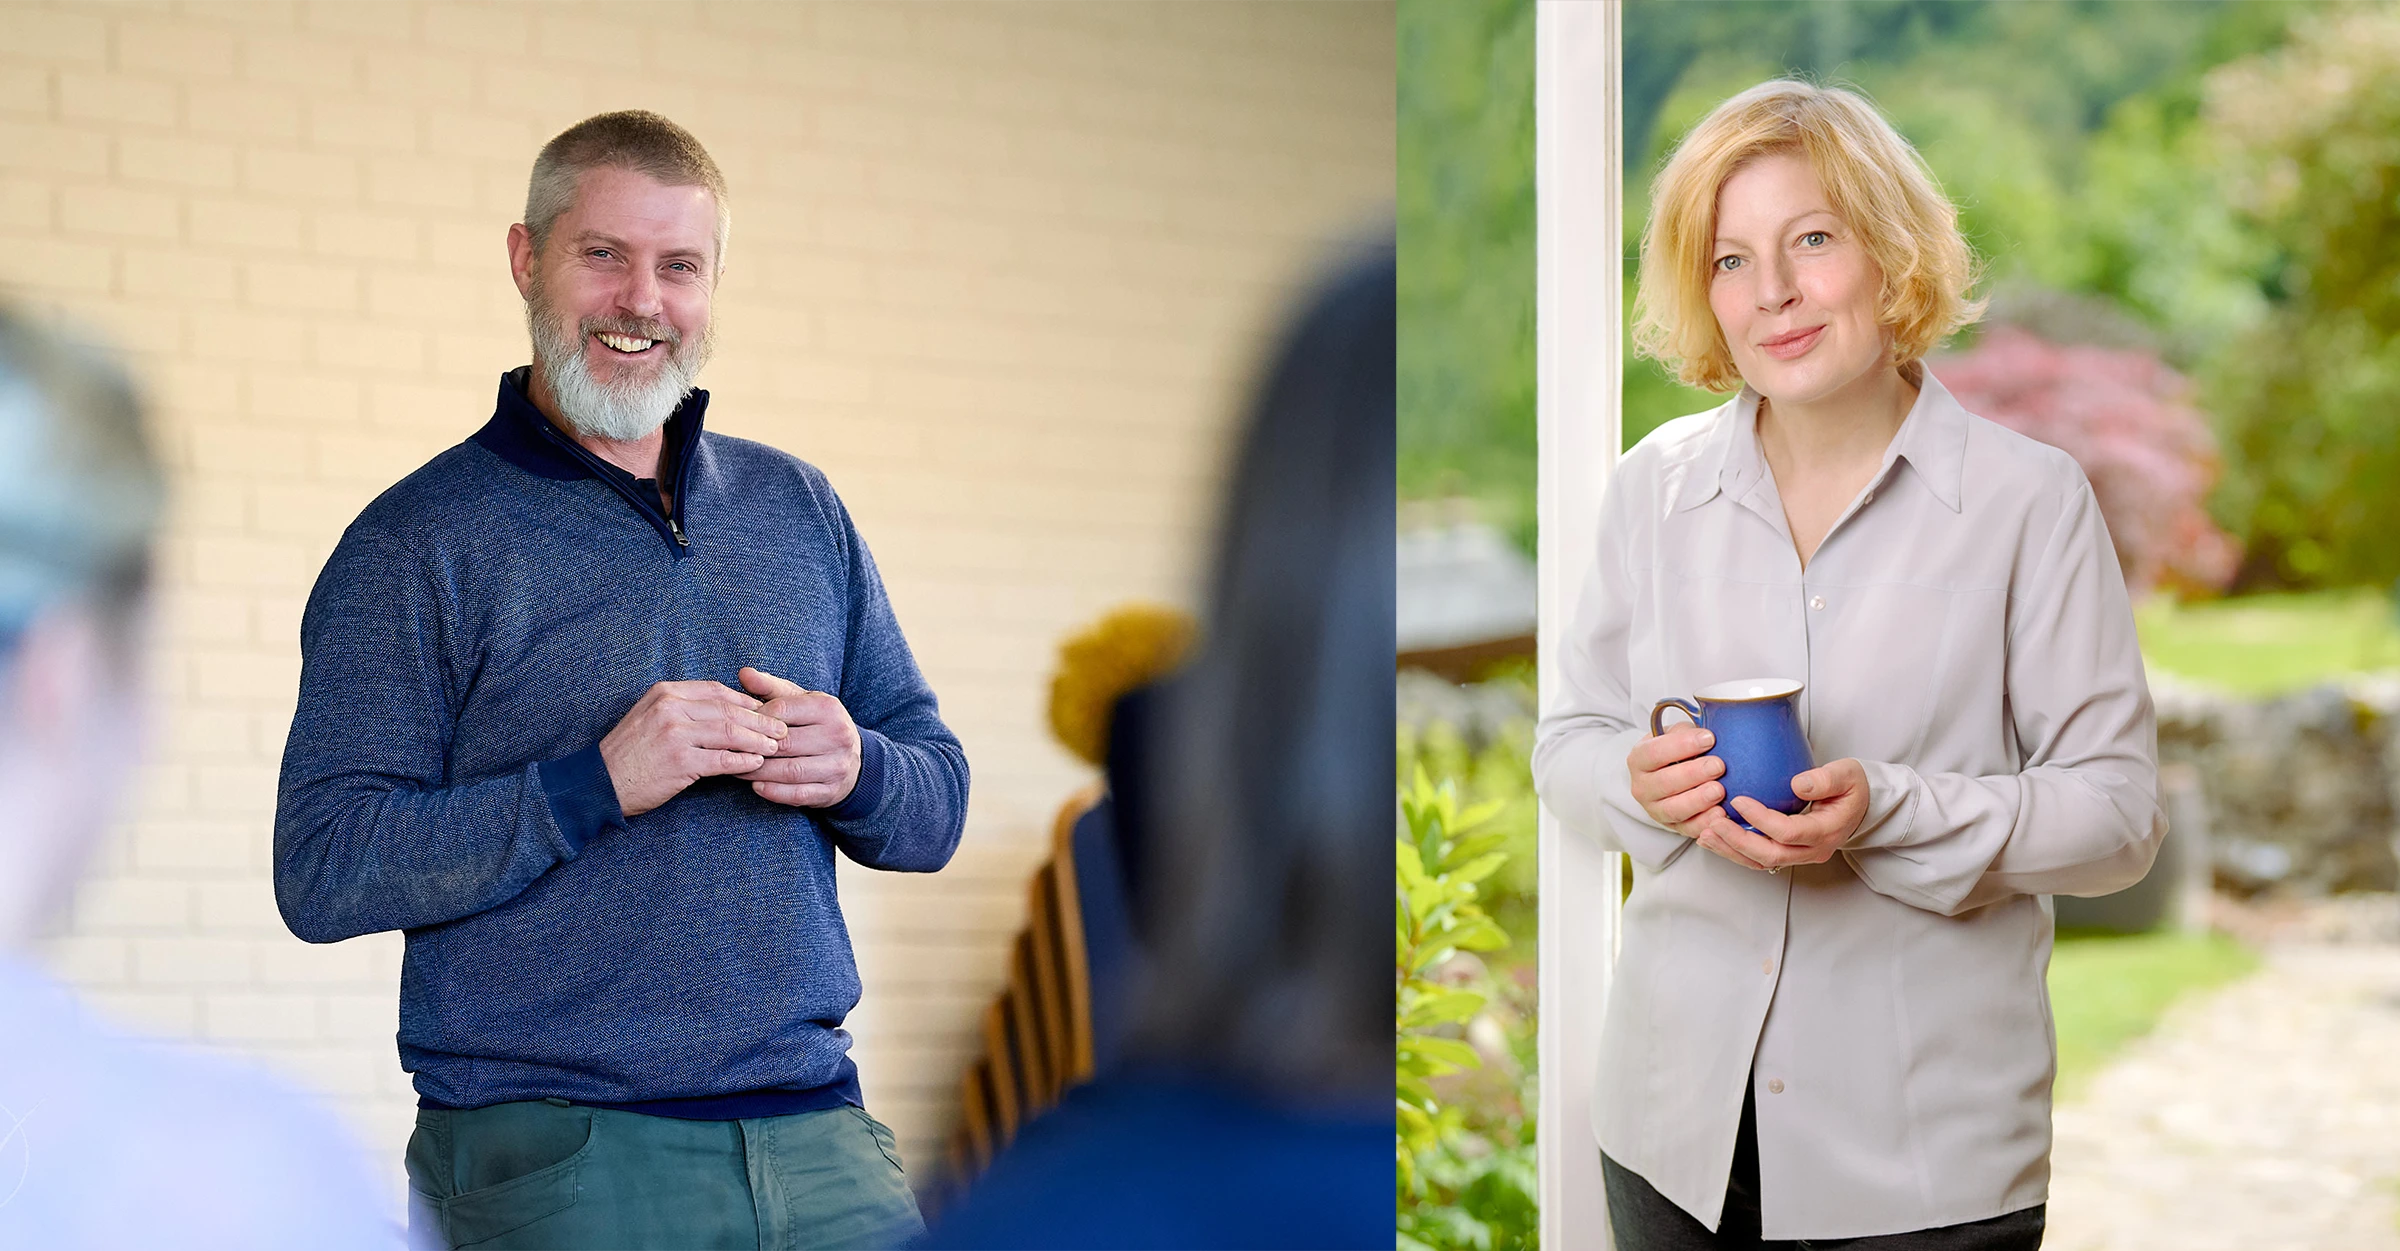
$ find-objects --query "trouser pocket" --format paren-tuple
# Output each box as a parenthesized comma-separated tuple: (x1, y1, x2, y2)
(846, 1106, 909, 1176)
(407, 1102, 598, 1249)
(750, 1106, 925, 1250)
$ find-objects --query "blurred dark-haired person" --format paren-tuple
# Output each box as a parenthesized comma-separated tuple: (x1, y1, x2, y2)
(918, 239, 1394, 1251)
(1536, 80, 2162, 1249)
(273, 110, 965, 1249)
(0, 308, 391, 1248)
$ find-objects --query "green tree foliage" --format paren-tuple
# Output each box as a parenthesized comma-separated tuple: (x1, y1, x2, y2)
(1397, 0, 1534, 549)
(2200, 5, 2400, 590)
(1627, 0, 1978, 178)
(2046, 93, 2271, 360)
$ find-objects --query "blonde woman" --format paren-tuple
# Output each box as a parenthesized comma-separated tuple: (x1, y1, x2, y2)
(1533, 80, 2163, 1249)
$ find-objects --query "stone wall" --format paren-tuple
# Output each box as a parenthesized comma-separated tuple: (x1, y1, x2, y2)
(2155, 672, 2400, 896)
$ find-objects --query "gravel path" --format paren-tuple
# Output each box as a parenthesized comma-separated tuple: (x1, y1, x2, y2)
(2045, 928, 2400, 1250)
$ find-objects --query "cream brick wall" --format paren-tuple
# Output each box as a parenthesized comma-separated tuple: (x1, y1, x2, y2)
(1, 0, 1392, 1218)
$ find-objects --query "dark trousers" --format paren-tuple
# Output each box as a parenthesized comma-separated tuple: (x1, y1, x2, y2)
(1601, 1083, 2045, 1250)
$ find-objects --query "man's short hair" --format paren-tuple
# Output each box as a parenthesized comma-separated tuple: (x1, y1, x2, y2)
(1633, 79, 1984, 394)
(524, 110, 731, 265)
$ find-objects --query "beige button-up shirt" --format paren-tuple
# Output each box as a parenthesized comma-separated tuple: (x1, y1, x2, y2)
(1533, 373, 2165, 1240)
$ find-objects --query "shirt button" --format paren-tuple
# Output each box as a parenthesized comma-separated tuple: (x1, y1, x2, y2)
(1809, 595, 1826, 611)
(1761, 959, 1774, 975)
(1863, 490, 1875, 504)
(1768, 1078, 1785, 1095)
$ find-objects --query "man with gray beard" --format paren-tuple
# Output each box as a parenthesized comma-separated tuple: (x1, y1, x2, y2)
(273, 111, 968, 1250)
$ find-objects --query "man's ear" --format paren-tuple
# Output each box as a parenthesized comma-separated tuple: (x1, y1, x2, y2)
(507, 222, 537, 300)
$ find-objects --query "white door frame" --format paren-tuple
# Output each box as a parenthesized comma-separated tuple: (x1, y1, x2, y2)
(1535, 2, 1624, 1247)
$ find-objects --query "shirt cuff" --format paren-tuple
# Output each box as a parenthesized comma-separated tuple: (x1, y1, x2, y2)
(821, 727, 889, 821)
(538, 744, 626, 855)
(1844, 758, 1922, 850)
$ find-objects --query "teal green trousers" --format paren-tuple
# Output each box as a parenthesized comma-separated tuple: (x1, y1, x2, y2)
(405, 1099, 925, 1250)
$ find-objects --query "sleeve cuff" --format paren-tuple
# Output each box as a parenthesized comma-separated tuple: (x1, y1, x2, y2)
(537, 744, 626, 855)
(821, 727, 889, 821)
(1845, 758, 1922, 851)
(1601, 809, 1698, 873)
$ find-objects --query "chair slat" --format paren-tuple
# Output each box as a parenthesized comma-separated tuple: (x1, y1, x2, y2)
(942, 784, 1106, 1192)
(981, 999, 1020, 1144)
(1009, 933, 1055, 1110)
(1048, 784, 1105, 1084)
(958, 1060, 993, 1173)
(1026, 862, 1073, 1100)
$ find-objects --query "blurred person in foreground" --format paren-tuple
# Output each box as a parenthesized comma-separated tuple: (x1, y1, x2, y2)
(918, 240, 1394, 1250)
(1535, 80, 2162, 1249)
(0, 307, 390, 1248)
(274, 110, 963, 1249)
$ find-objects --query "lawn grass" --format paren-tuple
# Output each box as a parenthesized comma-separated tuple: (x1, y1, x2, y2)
(2048, 929, 2260, 1101)
(2136, 588, 2400, 696)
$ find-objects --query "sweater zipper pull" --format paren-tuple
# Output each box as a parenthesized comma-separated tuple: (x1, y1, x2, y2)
(669, 515, 688, 547)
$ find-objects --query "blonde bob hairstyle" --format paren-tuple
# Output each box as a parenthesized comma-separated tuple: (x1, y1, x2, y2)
(1632, 79, 1984, 394)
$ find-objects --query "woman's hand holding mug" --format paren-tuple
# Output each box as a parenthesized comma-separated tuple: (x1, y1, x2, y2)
(1730, 761, 1872, 868)
(1635, 678, 1872, 873)
(1625, 727, 1781, 872)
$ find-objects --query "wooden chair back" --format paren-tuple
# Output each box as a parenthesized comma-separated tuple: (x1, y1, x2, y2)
(936, 784, 1106, 1204)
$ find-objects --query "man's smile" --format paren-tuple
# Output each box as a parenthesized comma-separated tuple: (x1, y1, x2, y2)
(594, 332, 660, 354)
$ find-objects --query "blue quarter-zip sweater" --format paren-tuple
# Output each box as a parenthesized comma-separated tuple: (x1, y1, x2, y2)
(274, 369, 969, 1115)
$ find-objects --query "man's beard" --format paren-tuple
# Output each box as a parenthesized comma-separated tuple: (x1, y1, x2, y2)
(524, 272, 713, 442)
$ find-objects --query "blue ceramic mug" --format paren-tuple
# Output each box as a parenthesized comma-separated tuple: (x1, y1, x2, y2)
(1649, 678, 1816, 833)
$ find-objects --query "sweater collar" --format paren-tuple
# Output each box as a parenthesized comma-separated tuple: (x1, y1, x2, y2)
(472, 366, 710, 485)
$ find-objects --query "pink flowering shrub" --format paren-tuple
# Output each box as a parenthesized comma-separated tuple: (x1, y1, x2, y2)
(1932, 326, 2240, 596)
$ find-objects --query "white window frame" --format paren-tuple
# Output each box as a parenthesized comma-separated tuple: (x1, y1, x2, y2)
(1535, 3, 1624, 1247)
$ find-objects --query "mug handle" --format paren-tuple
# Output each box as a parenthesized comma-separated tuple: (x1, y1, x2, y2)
(1649, 697, 1703, 737)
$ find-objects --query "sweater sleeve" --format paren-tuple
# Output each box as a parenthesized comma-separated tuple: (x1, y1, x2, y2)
(1839, 475, 2166, 916)
(811, 485, 970, 873)
(1531, 464, 1699, 875)
(273, 526, 612, 944)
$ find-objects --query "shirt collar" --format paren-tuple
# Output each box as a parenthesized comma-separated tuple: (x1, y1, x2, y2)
(1889, 369, 1969, 512)
(470, 366, 709, 486)
(1672, 368, 1968, 515)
